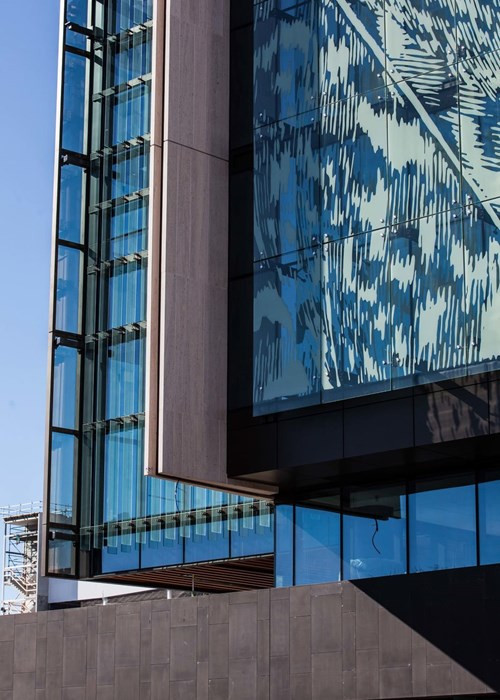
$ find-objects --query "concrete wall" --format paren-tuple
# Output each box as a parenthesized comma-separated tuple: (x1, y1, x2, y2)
(1, 567, 499, 699)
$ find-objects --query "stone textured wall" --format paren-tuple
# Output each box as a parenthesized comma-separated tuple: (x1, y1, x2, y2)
(0, 569, 498, 699)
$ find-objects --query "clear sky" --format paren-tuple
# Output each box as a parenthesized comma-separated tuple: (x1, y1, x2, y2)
(0, 1, 60, 509)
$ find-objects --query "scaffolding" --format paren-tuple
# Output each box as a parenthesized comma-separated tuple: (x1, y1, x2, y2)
(0, 502, 43, 615)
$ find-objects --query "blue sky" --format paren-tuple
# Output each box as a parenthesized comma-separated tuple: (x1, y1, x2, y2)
(0, 1, 60, 509)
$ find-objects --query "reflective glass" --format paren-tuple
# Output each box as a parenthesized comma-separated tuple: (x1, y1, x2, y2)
(295, 506, 340, 585)
(103, 424, 143, 524)
(456, 0, 500, 59)
(50, 432, 77, 525)
(62, 51, 88, 154)
(230, 499, 274, 558)
(319, 0, 386, 104)
(109, 198, 149, 259)
(478, 472, 500, 565)
(322, 231, 391, 401)
(409, 476, 477, 573)
(141, 526, 183, 568)
(254, 110, 320, 260)
(111, 83, 151, 145)
(52, 345, 79, 429)
(321, 89, 389, 240)
(458, 52, 500, 206)
(343, 485, 407, 580)
(384, 0, 457, 82)
(66, 28, 87, 51)
(66, 0, 88, 26)
(107, 258, 147, 329)
(184, 522, 230, 564)
(101, 527, 140, 573)
(390, 210, 466, 388)
(463, 198, 500, 372)
(254, 248, 320, 415)
(386, 65, 460, 226)
(59, 165, 85, 244)
(275, 505, 293, 587)
(110, 145, 149, 200)
(105, 329, 146, 420)
(110, 30, 152, 87)
(47, 530, 76, 575)
(110, 0, 153, 33)
(254, 0, 319, 128)
(55, 245, 81, 334)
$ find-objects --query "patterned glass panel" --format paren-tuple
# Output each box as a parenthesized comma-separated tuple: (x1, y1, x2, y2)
(254, 110, 320, 260)
(254, 248, 321, 414)
(390, 210, 466, 388)
(321, 88, 389, 240)
(254, 0, 319, 128)
(319, 0, 386, 103)
(322, 231, 391, 400)
(459, 51, 500, 206)
(464, 198, 500, 372)
(386, 64, 461, 225)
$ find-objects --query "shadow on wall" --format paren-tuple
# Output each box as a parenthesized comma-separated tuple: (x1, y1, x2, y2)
(353, 565, 500, 694)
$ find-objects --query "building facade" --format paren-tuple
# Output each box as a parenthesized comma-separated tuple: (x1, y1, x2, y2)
(43, 0, 500, 603)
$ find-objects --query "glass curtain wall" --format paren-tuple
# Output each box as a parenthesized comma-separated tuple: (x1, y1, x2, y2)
(276, 470, 500, 587)
(253, 0, 500, 415)
(48, 0, 274, 578)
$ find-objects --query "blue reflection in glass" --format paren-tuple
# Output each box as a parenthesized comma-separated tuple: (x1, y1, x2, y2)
(343, 486, 407, 580)
(102, 532, 140, 573)
(479, 473, 500, 565)
(230, 500, 274, 558)
(52, 345, 79, 430)
(275, 505, 293, 587)
(66, 0, 88, 26)
(50, 432, 77, 525)
(59, 165, 84, 243)
(62, 52, 87, 154)
(295, 506, 340, 585)
(409, 476, 476, 573)
(254, 0, 319, 128)
(141, 527, 183, 569)
(109, 199, 149, 259)
(254, 248, 320, 415)
(55, 245, 81, 334)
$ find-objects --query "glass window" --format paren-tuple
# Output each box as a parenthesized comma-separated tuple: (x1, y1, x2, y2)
(343, 485, 407, 580)
(463, 198, 500, 374)
(275, 505, 293, 587)
(409, 475, 477, 573)
(66, 0, 88, 26)
(386, 66, 460, 226)
(104, 329, 146, 420)
(254, 0, 319, 128)
(319, 0, 385, 104)
(59, 165, 85, 244)
(47, 530, 76, 576)
(254, 110, 320, 260)
(103, 424, 143, 524)
(141, 524, 183, 568)
(107, 258, 147, 329)
(321, 89, 388, 241)
(295, 506, 340, 585)
(322, 231, 391, 402)
(62, 51, 88, 154)
(384, 0, 457, 82)
(479, 471, 500, 565)
(55, 245, 82, 334)
(101, 527, 140, 573)
(50, 432, 77, 525)
(254, 248, 320, 415)
(390, 210, 466, 389)
(52, 345, 79, 430)
(230, 499, 274, 558)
